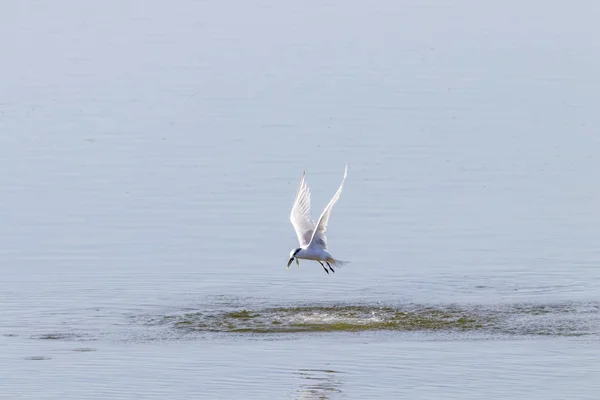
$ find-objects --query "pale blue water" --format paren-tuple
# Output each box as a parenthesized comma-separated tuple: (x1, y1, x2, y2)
(1, 1, 600, 399)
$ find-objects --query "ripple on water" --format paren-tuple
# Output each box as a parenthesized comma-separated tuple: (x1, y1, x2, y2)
(30, 333, 92, 341)
(72, 348, 97, 352)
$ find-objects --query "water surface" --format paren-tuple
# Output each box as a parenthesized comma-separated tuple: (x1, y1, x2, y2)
(1, 0, 600, 399)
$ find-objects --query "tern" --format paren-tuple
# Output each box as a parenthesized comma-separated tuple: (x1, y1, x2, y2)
(287, 165, 349, 274)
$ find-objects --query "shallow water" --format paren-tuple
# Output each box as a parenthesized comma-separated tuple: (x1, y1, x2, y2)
(2, 0, 600, 399)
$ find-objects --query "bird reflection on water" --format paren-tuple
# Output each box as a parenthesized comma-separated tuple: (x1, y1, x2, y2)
(293, 368, 344, 399)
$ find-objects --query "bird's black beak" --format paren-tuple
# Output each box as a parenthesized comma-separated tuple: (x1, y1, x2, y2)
(287, 258, 294, 269)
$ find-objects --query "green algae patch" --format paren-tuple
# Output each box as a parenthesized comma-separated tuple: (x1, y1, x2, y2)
(165, 305, 497, 334)
(225, 310, 259, 319)
(150, 301, 600, 336)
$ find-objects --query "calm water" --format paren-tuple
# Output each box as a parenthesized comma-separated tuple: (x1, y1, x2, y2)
(2, 1, 600, 399)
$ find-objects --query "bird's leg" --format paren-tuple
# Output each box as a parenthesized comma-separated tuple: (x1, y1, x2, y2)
(296, 258, 300, 268)
(318, 261, 329, 274)
(326, 261, 335, 273)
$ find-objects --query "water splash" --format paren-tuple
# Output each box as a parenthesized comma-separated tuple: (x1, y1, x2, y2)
(150, 302, 600, 336)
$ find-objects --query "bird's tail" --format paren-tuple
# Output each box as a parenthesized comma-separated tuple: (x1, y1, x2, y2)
(327, 258, 349, 268)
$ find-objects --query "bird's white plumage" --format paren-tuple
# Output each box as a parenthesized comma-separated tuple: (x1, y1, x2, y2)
(290, 171, 316, 247)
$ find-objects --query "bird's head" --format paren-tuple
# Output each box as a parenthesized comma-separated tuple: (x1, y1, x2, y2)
(287, 247, 302, 268)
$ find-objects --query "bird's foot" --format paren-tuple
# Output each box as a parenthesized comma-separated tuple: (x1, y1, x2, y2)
(319, 261, 329, 274)
(326, 261, 335, 273)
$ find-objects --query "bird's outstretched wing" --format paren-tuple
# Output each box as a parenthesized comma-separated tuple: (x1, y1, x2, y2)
(309, 165, 348, 249)
(290, 171, 315, 247)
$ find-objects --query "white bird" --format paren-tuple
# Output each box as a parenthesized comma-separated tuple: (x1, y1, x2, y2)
(287, 165, 349, 274)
